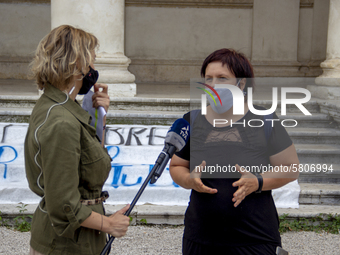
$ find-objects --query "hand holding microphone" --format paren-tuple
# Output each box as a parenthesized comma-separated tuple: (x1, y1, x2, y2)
(106, 204, 130, 237)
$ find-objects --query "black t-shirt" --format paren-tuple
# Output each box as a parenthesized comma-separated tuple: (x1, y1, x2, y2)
(175, 107, 292, 247)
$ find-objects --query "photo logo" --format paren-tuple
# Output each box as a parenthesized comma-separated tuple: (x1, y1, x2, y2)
(196, 82, 222, 107)
(198, 84, 312, 116)
(196, 83, 312, 128)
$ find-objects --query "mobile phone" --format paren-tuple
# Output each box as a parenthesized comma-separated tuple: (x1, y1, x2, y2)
(276, 247, 289, 255)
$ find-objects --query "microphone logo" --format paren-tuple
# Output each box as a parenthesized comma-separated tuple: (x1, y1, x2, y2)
(180, 126, 189, 140)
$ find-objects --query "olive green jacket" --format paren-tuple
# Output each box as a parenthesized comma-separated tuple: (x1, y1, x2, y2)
(25, 83, 112, 255)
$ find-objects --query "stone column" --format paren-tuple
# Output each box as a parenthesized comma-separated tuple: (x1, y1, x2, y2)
(310, 0, 340, 99)
(51, 0, 136, 97)
(251, 0, 301, 76)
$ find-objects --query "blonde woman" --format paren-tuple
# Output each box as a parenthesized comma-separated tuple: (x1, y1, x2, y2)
(25, 25, 130, 255)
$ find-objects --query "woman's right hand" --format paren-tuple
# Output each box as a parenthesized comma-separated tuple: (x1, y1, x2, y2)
(107, 204, 130, 237)
(189, 161, 218, 194)
(169, 156, 218, 194)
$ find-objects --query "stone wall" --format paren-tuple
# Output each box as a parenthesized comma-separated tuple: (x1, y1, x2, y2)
(0, 0, 330, 83)
(0, 0, 50, 79)
(126, 0, 329, 82)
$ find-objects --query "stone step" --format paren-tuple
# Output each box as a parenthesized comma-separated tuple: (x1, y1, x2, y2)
(3, 110, 332, 130)
(295, 144, 340, 164)
(276, 204, 340, 225)
(110, 97, 191, 113)
(298, 164, 340, 183)
(0, 95, 39, 109)
(278, 113, 337, 128)
(0, 95, 321, 113)
(0, 108, 32, 123)
(287, 128, 340, 144)
(105, 110, 183, 125)
(298, 183, 340, 205)
(105, 112, 337, 127)
(132, 205, 340, 226)
(110, 98, 321, 114)
(0, 204, 339, 226)
(252, 100, 320, 114)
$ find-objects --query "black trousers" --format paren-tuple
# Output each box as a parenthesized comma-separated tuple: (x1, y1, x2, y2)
(183, 237, 278, 255)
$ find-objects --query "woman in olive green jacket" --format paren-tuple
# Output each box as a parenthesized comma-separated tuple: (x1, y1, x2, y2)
(25, 25, 130, 255)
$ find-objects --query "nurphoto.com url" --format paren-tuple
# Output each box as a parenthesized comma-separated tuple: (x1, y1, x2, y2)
(195, 164, 334, 175)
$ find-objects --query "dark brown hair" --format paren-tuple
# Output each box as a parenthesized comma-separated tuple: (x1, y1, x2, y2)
(201, 48, 255, 93)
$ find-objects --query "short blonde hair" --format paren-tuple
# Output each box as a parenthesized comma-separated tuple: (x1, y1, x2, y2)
(29, 25, 98, 90)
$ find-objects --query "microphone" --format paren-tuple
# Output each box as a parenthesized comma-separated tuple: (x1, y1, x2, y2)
(150, 118, 190, 184)
(165, 117, 190, 152)
(100, 118, 190, 255)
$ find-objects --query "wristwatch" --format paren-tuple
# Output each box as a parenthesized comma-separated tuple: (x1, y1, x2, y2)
(255, 174, 263, 193)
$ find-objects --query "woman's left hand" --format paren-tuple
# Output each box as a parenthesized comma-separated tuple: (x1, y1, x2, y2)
(232, 164, 259, 207)
(92, 83, 110, 112)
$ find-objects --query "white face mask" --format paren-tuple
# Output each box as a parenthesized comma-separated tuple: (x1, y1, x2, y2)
(205, 80, 243, 114)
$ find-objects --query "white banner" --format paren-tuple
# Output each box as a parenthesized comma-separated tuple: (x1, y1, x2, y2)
(0, 123, 298, 208)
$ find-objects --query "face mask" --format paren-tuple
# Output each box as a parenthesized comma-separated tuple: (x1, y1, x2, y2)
(78, 66, 99, 95)
(205, 80, 243, 114)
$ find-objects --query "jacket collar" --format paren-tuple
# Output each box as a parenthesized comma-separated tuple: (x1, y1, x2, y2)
(43, 83, 96, 136)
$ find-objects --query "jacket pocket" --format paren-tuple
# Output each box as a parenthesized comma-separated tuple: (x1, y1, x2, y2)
(80, 146, 104, 165)
(79, 138, 111, 191)
(73, 227, 83, 244)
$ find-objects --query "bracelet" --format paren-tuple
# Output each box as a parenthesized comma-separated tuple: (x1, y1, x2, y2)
(100, 215, 103, 232)
(255, 174, 263, 193)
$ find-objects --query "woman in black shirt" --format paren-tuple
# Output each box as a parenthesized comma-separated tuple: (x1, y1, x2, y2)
(169, 49, 299, 255)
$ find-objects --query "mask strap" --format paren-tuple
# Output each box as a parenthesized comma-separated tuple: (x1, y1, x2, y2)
(81, 66, 92, 77)
(236, 79, 241, 87)
(237, 79, 247, 96)
(69, 86, 75, 95)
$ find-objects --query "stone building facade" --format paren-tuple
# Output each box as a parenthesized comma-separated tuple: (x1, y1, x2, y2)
(0, 0, 339, 99)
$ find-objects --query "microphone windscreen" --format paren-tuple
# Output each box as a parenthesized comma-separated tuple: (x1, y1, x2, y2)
(165, 118, 190, 151)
